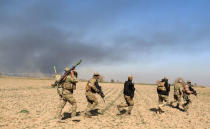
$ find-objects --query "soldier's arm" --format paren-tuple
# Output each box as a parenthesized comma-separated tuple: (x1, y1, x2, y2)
(88, 79, 99, 92)
(132, 83, 135, 91)
(184, 85, 193, 94)
(70, 76, 78, 83)
(70, 71, 78, 83)
(124, 81, 129, 91)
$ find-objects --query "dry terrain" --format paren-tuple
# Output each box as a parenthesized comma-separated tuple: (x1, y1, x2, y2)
(0, 77, 209, 129)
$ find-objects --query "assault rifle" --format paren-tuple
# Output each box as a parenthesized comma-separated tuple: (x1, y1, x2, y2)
(95, 81, 105, 102)
(189, 86, 197, 96)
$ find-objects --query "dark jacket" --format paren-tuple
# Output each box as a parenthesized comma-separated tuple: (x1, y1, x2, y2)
(123, 80, 135, 98)
(157, 79, 171, 96)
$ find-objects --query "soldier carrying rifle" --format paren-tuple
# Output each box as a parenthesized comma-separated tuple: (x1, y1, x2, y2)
(51, 60, 81, 121)
(182, 80, 197, 112)
(84, 72, 105, 118)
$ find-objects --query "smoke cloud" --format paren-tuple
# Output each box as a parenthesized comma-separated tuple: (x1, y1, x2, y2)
(0, 0, 210, 84)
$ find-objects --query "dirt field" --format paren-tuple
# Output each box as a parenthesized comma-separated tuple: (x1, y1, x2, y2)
(0, 77, 209, 129)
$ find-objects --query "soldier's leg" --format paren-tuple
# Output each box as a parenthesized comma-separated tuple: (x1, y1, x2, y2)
(117, 95, 129, 113)
(183, 96, 191, 111)
(56, 98, 67, 120)
(163, 95, 169, 105)
(118, 95, 129, 108)
(158, 95, 164, 112)
(183, 94, 188, 111)
(85, 92, 98, 115)
(84, 97, 92, 116)
(90, 95, 98, 110)
(173, 95, 179, 107)
(177, 95, 182, 108)
(66, 94, 77, 117)
(126, 97, 134, 114)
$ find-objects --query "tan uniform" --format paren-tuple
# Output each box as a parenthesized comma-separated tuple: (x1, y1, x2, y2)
(158, 94, 169, 112)
(173, 82, 183, 108)
(56, 74, 78, 119)
(85, 77, 100, 115)
(182, 84, 193, 111)
(157, 81, 169, 113)
(118, 95, 134, 114)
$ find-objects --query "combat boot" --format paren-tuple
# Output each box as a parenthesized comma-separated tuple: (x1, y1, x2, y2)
(125, 112, 131, 116)
(157, 108, 164, 114)
(97, 109, 103, 115)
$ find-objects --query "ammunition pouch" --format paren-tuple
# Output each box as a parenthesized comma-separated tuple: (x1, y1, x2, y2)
(73, 84, 76, 90)
(63, 83, 73, 90)
(86, 82, 91, 92)
(157, 82, 166, 92)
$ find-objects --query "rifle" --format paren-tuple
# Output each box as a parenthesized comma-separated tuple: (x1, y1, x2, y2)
(189, 85, 197, 96)
(52, 60, 82, 86)
(95, 81, 105, 102)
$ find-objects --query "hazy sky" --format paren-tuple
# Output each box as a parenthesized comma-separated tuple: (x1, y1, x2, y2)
(0, 0, 209, 85)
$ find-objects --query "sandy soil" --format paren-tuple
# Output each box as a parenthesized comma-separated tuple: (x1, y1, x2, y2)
(0, 77, 209, 129)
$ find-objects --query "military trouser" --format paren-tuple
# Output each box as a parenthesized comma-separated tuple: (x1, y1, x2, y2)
(183, 93, 191, 111)
(118, 95, 134, 114)
(158, 94, 169, 112)
(56, 92, 77, 119)
(173, 94, 181, 108)
(85, 91, 99, 115)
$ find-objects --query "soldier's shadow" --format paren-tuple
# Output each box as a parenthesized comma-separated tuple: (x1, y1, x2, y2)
(90, 109, 102, 116)
(168, 102, 186, 112)
(116, 109, 127, 115)
(63, 111, 81, 122)
(149, 108, 158, 113)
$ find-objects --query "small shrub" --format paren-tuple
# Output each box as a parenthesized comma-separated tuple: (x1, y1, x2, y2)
(19, 109, 29, 114)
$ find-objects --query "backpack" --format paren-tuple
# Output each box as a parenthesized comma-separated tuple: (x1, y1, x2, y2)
(157, 80, 166, 91)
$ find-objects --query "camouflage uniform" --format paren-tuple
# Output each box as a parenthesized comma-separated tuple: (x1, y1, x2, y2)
(173, 82, 183, 108)
(182, 84, 193, 111)
(56, 72, 78, 120)
(85, 75, 101, 116)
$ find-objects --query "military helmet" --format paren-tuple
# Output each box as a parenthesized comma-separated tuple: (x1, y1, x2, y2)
(64, 67, 70, 71)
(187, 80, 191, 83)
(93, 72, 100, 76)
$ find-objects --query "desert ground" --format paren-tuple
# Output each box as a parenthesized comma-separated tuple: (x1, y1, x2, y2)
(0, 77, 209, 129)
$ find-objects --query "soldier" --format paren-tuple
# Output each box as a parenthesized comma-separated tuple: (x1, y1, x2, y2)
(56, 67, 78, 121)
(161, 77, 171, 96)
(173, 79, 183, 109)
(156, 77, 170, 114)
(84, 72, 104, 118)
(182, 80, 196, 112)
(117, 75, 135, 115)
